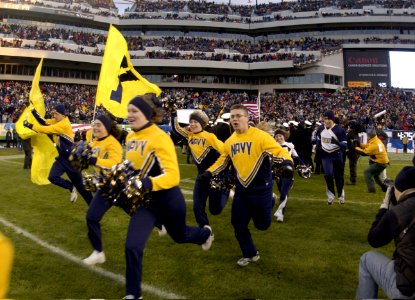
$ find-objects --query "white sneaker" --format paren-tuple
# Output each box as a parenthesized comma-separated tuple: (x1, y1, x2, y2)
(201, 225, 214, 251)
(338, 190, 345, 204)
(123, 295, 140, 300)
(237, 251, 260, 267)
(82, 250, 106, 265)
(326, 188, 335, 205)
(70, 186, 78, 203)
(274, 208, 284, 222)
(157, 225, 167, 237)
(229, 189, 235, 200)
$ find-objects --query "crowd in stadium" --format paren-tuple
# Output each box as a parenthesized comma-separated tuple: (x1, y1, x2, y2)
(3, 0, 415, 22)
(1, 80, 414, 131)
(2, 23, 415, 58)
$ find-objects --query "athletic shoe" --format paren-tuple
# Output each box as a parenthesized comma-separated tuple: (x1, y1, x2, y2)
(157, 225, 167, 237)
(123, 295, 142, 300)
(237, 251, 260, 267)
(83, 250, 106, 265)
(326, 188, 335, 205)
(274, 208, 284, 222)
(201, 225, 214, 251)
(229, 189, 235, 200)
(70, 186, 78, 203)
(338, 190, 345, 204)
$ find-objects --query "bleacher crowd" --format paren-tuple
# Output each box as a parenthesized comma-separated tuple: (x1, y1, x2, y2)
(1, 80, 414, 130)
(2, 0, 415, 24)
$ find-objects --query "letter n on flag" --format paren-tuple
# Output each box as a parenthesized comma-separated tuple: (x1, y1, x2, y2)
(242, 102, 259, 121)
(96, 25, 162, 118)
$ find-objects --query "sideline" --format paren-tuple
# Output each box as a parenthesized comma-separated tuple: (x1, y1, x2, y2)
(0, 216, 184, 299)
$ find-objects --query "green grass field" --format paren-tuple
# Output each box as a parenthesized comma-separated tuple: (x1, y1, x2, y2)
(0, 147, 413, 299)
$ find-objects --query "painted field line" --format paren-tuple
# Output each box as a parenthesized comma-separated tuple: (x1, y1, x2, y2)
(181, 190, 379, 206)
(0, 216, 184, 299)
(0, 159, 22, 166)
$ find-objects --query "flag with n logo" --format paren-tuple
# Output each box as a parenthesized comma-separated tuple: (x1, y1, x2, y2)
(242, 102, 260, 121)
(96, 25, 162, 118)
(15, 58, 58, 185)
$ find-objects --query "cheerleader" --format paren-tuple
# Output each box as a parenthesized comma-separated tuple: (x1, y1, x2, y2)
(23, 104, 92, 204)
(202, 104, 292, 267)
(83, 114, 123, 265)
(123, 95, 213, 299)
(171, 110, 229, 228)
(273, 128, 305, 222)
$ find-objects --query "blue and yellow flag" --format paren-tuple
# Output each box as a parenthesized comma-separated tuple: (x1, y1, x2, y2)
(15, 58, 58, 185)
(96, 25, 162, 118)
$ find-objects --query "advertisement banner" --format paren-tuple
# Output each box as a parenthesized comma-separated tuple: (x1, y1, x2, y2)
(344, 49, 390, 88)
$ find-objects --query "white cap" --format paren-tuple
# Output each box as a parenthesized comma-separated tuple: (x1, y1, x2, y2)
(283, 122, 289, 128)
(221, 112, 230, 120)
(304, 120, 312, 126)
(316, 121, 322, 126)
(289, 120, 299, 126)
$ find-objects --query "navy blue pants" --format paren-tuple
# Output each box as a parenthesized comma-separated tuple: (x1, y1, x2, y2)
(86, 191, 113, 252)
(276, 177, 294, 212)
(193, 176, 229, 227)
(231, 185, 274, 258)
(49, 156, 93, 205)
(322, 152, 344, 197)
(87, 185, 210, 298)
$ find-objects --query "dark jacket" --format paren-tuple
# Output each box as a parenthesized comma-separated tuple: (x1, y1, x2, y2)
(346, 130, 360, 161)
(368, 192, 415, 296)
(211, 122, 232, 142)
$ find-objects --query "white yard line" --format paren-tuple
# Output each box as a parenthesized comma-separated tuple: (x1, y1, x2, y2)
(0, 216, 184, 299)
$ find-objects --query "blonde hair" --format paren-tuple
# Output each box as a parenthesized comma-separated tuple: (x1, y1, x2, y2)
(257, 121, 271, 132)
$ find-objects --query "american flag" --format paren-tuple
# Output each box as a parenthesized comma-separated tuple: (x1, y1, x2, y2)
(242, 102, 260, 121)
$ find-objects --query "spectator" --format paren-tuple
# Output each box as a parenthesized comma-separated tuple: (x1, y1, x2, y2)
(21, 136, 32, 169)
(5, 129, 12, 148)
(356, 166, 415, 299)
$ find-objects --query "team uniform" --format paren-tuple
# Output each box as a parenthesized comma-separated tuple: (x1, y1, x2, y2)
(85, 134, 123, 259)
(31, 109, 93, 204)
(124, 122, 211, 298)
(172, 117, 229, 227)
(274, 140, 303, 221)
(316, 123, 347, 204)
(208, 126, 292, 262)
(355, 134, 389, 193)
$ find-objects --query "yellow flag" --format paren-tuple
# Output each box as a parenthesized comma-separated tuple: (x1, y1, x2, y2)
(16, 58, 58, 185)
(96, 25, 162, 118)
(15, 58, 46, 140)
(30, 134, 57, 185)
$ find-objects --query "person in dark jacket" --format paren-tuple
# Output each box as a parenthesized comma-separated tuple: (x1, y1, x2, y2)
(21, 137, 32, 169)
(356, 166, 415, 299)
(345, 120, 362, 185)
(211, 113, 232, 142)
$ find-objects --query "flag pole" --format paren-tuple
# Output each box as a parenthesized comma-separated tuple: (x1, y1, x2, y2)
(257, 91, 261, 123)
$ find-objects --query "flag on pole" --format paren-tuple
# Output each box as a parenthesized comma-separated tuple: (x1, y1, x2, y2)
(15, 58, 58, 185)
(242, 102, 260, 121)
(257, 91, 261, 122)
(96, 25, 162, 118)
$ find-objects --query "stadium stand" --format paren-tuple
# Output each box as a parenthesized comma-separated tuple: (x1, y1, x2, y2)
(0, 0, 414, 130)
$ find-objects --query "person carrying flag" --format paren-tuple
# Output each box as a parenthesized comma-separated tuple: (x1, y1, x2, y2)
(23, 104, 93, 204)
